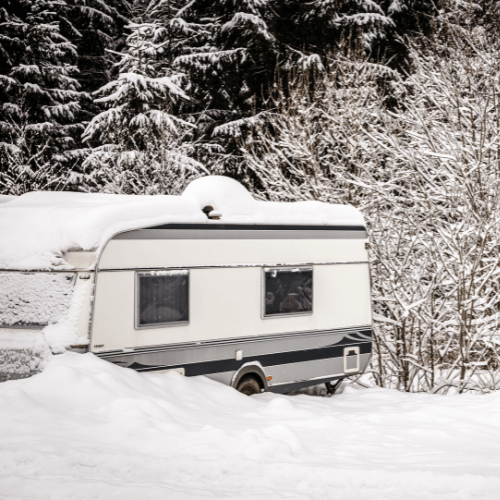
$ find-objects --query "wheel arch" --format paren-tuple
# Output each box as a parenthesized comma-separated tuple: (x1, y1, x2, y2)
(231, 362, 268, 392)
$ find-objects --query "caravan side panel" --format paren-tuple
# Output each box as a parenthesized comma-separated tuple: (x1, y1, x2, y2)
(99, 238, 366, 270)
(91, 263, 371, 349)
(91, 224, 372, 390)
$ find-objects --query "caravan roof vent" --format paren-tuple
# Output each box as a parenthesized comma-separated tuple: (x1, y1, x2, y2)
(202, 206, 213, 217)
(202, 205, 221, 220)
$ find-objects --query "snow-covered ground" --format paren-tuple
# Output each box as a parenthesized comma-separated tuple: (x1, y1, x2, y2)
(1, 354, 500, 500)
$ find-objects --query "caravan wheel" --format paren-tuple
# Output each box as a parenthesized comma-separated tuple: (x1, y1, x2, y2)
(236, 375, 261, 396)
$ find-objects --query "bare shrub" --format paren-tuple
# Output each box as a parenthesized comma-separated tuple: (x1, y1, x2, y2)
(241, 9, 500, 392)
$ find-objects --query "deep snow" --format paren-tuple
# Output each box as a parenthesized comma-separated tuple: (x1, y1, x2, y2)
(1, 353, 500, 500)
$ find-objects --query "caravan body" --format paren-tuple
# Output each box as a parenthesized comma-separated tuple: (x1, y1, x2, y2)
(0, 177, 372, 392)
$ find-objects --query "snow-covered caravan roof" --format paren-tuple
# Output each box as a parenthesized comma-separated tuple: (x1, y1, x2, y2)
(0, 176, 365, 271)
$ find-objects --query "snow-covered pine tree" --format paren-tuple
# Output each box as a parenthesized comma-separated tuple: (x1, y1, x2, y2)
(0, 0, 85, 194)
(278, 0, 394, 68)
(376, 0, 440, 69)
(146, 0, 194, 72)
(172, 0, 279, 140)
(57, 0, 132, 181)
(161, 0, 398, 173)
(82, 22, 206, 194)
(63, 0, 131, 95)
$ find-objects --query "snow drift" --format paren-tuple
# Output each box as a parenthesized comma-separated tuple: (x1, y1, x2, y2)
(0, 353, 499, 500)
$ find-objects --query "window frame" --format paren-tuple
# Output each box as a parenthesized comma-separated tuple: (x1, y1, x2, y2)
(261, 266, 313, 319)
(134, 270, 190, 330)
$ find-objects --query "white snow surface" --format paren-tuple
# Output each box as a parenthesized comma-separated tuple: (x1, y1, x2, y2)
(1, 353, 500, 500)
(0, 194, 16, 204)
(0, 176, 364, 270)
(0, 272, 75, 327)
(0, 330, 50, 382)
(0, 272, 90, 357)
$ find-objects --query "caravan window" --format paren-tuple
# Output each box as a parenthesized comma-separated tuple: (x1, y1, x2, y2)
(263, 267, 313, 317)
(136, 271, 189, 328)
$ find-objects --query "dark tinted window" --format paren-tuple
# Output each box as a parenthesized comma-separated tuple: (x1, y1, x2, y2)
(137, 271, 189, 327)
(264, 268, 313, 316)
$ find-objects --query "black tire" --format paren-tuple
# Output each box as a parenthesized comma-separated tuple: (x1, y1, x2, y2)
(236, 375, 262, 396)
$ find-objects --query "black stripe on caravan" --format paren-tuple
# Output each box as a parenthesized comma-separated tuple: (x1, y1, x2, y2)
(113, 224, 367, 240)
(143, 223, 366, 231)
(120, 340, 372, 376)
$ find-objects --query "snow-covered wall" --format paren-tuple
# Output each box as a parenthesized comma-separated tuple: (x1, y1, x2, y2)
(0, 273, 93, 380)
(0, 273, 75, 327)
(0, 176, 364, 271)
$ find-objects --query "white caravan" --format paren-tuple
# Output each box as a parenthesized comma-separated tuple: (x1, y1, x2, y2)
(0, 177, 372, 394)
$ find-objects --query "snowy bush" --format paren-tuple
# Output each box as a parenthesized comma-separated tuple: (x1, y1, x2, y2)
(241, 6, 500, 393)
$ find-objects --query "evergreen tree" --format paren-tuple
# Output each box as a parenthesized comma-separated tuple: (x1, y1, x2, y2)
(171, 0, 279, 134)
(82, 22, 205, 194)
(286, 0, 395, 60)
(63, 0, 131, 96)
(375, 0, 440, 70)
(152, 0, 396, 172)
(0, 0, 85, 194)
